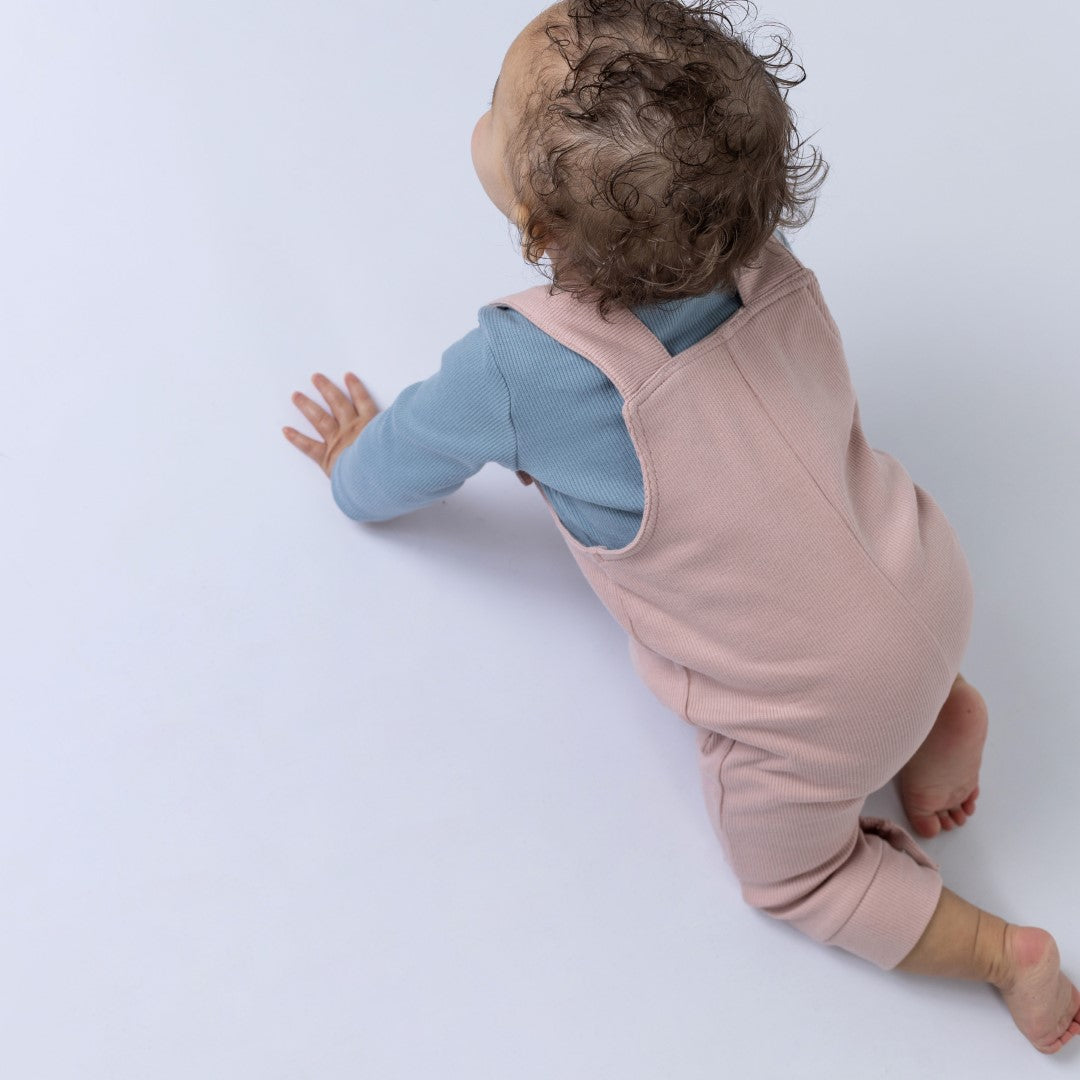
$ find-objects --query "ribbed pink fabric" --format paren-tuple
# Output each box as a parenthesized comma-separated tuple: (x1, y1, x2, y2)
(492, 235, 974, 970)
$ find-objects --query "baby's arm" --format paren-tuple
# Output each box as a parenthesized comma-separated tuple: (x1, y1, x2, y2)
(287, 324, 518, 523)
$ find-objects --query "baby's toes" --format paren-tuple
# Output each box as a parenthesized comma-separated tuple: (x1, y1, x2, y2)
(909, 812, 943, 838)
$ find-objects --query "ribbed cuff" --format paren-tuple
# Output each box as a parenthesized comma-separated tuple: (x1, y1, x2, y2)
(826, 816, 944, 971)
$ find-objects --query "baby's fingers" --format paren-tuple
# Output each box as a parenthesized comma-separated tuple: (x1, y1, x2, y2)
(291, 390, 336, 441)
(282, 425, 325, 465)
(312, 373, 355, 426)
(345, 372, 378, 418)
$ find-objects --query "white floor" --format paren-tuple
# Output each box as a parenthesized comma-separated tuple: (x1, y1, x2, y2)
(2, 1, 1078, 1076)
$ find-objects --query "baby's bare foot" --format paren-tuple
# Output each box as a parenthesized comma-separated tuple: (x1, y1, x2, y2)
(996, 925, 1080, 1054)
(897, 673, 988, 837)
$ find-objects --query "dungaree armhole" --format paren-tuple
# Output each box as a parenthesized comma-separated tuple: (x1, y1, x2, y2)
(487, 296, 664, 563)
(521, 393, 660, 562)
(563, 265, 813, 563)
(498, 266, 811, 565)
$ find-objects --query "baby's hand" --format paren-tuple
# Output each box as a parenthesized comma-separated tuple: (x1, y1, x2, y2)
(283, 372, 380, 477)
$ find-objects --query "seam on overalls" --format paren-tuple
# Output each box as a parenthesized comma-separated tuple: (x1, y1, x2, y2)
(589, 274, 810, 568)
(718, 288, 956, 679)
(628, 270, 814, 409)
(711, 729, 736, 825)
(616, 592, 655, 670)
(616, 592, 693, 724)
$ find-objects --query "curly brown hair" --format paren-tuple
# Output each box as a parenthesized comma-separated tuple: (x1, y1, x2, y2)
(505, 0, 827, 317)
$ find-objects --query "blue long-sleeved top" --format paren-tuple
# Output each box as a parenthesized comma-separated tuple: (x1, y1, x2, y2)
(331, 233, 793, 548)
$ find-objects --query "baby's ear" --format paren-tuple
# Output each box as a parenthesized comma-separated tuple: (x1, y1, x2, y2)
(511, 201, 531, 232)
(512, 201, 547, 262)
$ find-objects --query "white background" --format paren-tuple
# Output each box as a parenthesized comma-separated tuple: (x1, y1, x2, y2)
(2, 1, 1078, 1076)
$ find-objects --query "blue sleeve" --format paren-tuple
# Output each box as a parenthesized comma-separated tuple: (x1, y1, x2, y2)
(330, 321, 518, 522)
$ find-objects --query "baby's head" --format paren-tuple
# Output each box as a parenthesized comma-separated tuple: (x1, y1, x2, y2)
(472, 0, 827, 315)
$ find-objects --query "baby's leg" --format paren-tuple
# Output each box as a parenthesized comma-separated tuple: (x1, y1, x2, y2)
(696, 728, 1078, 1054)
(896, 887, 1080, 1055)
(697, 728, 943, 968)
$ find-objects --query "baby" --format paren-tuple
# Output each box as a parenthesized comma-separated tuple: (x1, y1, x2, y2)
(283, 0, 1079, 1054)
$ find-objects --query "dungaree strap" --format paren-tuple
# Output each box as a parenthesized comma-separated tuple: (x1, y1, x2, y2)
(490, 286, 671, 400)
(490, 235, 802, 401)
